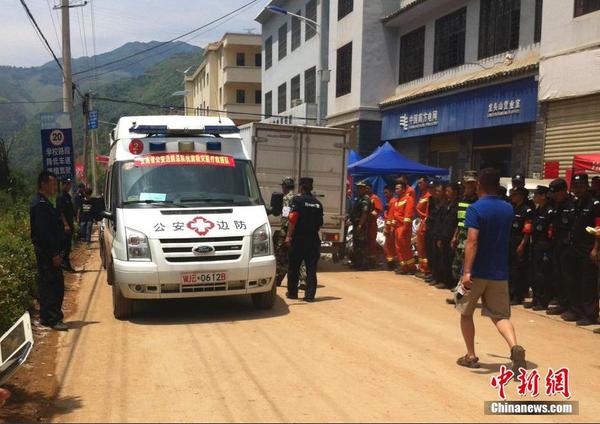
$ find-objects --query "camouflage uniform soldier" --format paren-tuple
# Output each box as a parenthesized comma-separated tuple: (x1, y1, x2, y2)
(451, 171, 479, 282)
(351, 181, 372, 270)
(274, 178, 306, 286)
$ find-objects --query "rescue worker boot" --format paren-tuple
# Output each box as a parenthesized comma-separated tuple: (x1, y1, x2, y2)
(560, 310, 579, 322)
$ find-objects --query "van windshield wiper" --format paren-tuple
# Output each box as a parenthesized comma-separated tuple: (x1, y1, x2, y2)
(179, 197, 234, 204)
(122, 199, 178, 206)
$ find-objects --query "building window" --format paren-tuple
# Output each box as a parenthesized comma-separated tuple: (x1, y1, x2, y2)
(534, 0, 543, 43)
(278, 83, 287, 113)
(278, 23, 288, 60)
(265, 91, 272, 117)
(265, 36, 272, 69)
(292, 10, 302, 51)
(434, 8, 466, 72)
(336, 42, 352, 97)
(338, 0, 353, 20)
(306, 0, 317, 41)
(304, 67, 316, 104)
(236, 90, 245, 104)
(219, 87, 222, 104)
(255, 53, 261, 67)
(291, 74, 301, 104)
(574, 0, 600, 16)
(479, 0, 521, 60)
(236, 53, 245, 66)
(399, 26, 425, 84)
(255, 90, 262, 104)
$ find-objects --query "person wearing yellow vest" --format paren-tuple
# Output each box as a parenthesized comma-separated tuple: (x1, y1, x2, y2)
(451, 171, 479, 283)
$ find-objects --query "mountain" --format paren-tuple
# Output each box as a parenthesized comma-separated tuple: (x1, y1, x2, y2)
(0, 41, 203, 180)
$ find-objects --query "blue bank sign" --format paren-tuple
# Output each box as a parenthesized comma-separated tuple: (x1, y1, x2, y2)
(381, 77, 538, 141)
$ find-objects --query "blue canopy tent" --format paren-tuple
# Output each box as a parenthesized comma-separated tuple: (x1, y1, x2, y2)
(348, 142, 449, 176)
(348, 150, 364, 166)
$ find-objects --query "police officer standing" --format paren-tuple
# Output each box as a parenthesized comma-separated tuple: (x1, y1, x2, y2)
(285, 177, 324, 302)
(351, 181, 371, 270)
(30, 171, 68, 331)
(56, 178, 76, 272)
(508, 187, 534, 305)
(529, 186, 553, 310)
(562, 174, 600, 326)
(547, 178, 575, 316)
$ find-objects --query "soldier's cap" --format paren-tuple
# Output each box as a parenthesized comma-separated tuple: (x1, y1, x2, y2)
(549, 178, 568, 193)
(61, 177, 72, 183)
(356, 180, 367, 188)
(281, 177, 295, 188)
(534, 185, 549, 195)
(463, 170, 478, 183)
(427, 180, 436, 188)
(512, 173, 525, 183)
(509, 187, 529, 197)
(572, 173, 589, 185)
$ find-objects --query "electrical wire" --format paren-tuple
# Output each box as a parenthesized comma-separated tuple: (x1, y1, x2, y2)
(89, 0, 99, 90)
(72, 0, 261, 77)
(0, 99, 65, 105)
(19, 0, 63, 72)
(45, 0, 62, 52)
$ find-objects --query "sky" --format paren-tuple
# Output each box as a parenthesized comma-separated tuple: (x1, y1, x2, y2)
(0, 0, 268, 67)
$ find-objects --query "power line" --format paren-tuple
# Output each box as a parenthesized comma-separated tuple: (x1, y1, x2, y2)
(72, 0, 261, 77)
(19, 0, 63, 73)
(89, 0, 99, 90)
(0, 99, 65, 105)
(45, 0, 62, 52)
(93, 96, 314, 121)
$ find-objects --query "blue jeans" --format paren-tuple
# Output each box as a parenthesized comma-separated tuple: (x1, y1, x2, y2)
(80, 220, 93, 243)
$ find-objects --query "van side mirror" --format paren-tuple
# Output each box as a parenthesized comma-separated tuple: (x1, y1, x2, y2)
(100, 210, 114, 221)
(269, 192, 284, 216)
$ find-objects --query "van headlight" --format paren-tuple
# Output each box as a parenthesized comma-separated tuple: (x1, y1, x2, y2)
(126, 228, 151, 261)
(252, 224, 271, 257)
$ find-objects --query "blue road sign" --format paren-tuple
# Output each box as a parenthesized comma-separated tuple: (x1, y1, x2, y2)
(40, 113, 75, 180)
(88, 110, 99, 129)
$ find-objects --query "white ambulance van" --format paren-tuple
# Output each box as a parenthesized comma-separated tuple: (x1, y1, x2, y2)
(99, 116, 276, 319)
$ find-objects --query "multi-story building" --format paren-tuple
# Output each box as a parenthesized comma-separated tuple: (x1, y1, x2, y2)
(185, 33, 262, 126)
(256, 1, 398, 156)
(538, 0, 600, 177)
(256, 0, 330, 127)
(379, 0, 543, 178)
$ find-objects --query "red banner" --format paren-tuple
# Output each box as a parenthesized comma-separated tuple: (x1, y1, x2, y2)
(96, 155, 109, 164)
(573, 154, 600, 174)
(134, 153, 235, 168)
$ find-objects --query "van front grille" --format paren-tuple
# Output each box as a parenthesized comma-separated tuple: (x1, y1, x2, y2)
(159, 236, 244, 263)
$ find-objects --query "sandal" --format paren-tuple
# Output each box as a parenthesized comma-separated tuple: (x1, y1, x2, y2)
(456, 355, 481, 369)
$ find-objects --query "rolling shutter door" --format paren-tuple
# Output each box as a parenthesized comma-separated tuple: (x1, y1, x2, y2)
(544, 94, 600, 176)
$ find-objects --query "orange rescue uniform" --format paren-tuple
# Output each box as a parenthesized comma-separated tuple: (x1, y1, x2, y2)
(368, 194, 383, 262)
(416, 192, 431, 274)
(394, 191, 416, 273)
(383, 198, 398, 264)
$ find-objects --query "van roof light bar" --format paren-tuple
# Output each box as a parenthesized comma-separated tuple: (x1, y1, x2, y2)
(129, 124, 239, 136)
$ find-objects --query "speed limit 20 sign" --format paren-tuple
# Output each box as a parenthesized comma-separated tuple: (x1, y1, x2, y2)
(40, 113, 75, 180)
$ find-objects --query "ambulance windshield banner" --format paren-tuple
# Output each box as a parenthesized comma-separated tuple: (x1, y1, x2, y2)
(134, 153, 235, 168)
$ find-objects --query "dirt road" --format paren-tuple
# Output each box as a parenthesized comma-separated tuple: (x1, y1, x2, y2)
(52, 250, 600, 422)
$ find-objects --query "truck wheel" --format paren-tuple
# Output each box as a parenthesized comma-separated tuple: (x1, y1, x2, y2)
(251, 280, 277, 310)
(112, 283, 134, 320)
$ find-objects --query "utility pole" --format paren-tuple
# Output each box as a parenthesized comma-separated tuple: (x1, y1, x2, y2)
(89, 95, 98, 196)
(61, 0, 73, 115)
(82, 94, 89, 185)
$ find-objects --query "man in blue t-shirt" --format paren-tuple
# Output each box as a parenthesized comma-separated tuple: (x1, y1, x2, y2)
(455, 167, 527, 375)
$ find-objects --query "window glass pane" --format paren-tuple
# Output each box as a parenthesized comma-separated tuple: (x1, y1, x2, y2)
(478, 0, 521, 60)
(534, 0, 543, 43)
(292, 10, 302, 51)
(278, 83, 287, 113)
(306, 0, 317, 40)
(574, 0, 600, 16)
(255, 90, 262, 104)
(336, 42, 352, 97)
(291, 75, 301, 103)
(265, 91, 272, 117)
(236, 53, 245, 66)
(304, 67, 316, 104)
(236, 90, 245, 104)
(399, 26, 425, 84)
(434, 7, 466, 72)
(338, 0, 353, 20)
(255, 53, 262, 67)
(265, 37, 272, 69)
(279, 23, 288, 60)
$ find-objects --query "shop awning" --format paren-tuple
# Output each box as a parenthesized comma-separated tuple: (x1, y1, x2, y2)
(348, 142, 448, 176)
(573, 154, 600, 174)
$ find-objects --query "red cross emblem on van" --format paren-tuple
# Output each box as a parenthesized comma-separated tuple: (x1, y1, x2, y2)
(186, 216, 215, 236)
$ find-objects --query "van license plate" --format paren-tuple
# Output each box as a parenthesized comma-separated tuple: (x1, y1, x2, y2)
(181, 272, 227, 285)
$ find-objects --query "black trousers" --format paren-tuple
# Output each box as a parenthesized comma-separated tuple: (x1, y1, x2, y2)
(288, 239, 320, 299)
(531, 242, 553, 307)
(509, 238, 529, 301)
(552, 241, 570, 309)
(563, 248, 599, 321)
(36, 256, 65, 325)
(62, 227, 72, 266)
(425, 230, 436, 276)
(436, 239, 454, 288)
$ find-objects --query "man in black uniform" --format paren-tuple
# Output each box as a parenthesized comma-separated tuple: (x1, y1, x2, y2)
(424, 180, 441, 284)
(285, 177, 324, 302)
(562, 173, 600, 326)
(350, 181, 371, 271)
(30, 171, 68, 331)
(508, 187, 534, 305)
(547, 178, 575, 316)
(529, 186, 554, 311)
(56, 178, 76, 272)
